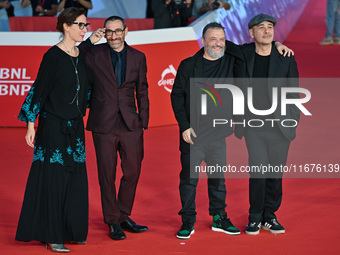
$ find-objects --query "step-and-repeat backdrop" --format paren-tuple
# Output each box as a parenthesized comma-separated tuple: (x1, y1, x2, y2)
(0, 0, 309, 127)
(0, 28, 200, 127)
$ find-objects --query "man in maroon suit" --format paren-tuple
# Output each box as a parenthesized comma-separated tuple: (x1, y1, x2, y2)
(79, 16, 149, 240)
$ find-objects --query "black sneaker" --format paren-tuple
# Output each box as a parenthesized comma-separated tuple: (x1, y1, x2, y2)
(176, 223, 195, 239)
(262, 219, 285, 234)
(212, 214, 240, 235)
(245, 222, 261, 235)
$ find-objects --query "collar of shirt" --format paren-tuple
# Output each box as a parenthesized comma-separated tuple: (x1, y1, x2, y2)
(108, 43, 127, 58)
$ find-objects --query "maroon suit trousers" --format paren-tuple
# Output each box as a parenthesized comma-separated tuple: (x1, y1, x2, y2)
(92, 113, 144, 225)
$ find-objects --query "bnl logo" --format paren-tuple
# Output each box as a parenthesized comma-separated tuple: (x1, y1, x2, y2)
(199, 84, 312, 116)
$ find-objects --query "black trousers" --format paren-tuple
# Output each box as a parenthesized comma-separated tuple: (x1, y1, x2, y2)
(179, 140, 227, 225)
(245, 128, 290, 223)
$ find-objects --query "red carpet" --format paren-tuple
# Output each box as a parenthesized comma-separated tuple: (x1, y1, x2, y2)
(285, 0, 340, 77)
(1, 0, 340, 254)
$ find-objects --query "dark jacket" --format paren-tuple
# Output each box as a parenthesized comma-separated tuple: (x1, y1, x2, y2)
(79, 42, 149, 133)
(152, 0, 192, 29)
(235, 43, 300, 141)
(171, 41, 245, 152)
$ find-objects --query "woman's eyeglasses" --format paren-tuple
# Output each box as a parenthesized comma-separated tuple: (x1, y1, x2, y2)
(72, 22, 90, 30)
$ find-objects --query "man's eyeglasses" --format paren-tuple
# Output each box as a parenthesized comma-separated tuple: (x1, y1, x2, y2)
(105, 28, 126, 37)
(72, 22, 90, 30)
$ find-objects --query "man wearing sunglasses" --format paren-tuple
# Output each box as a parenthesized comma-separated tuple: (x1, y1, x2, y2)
(79, 16, 149, 241)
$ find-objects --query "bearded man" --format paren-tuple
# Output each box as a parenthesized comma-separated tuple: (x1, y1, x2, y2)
(171, 22, 244, 239)
(79, 16, 149, 241)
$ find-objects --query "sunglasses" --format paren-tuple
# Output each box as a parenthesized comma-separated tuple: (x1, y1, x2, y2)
(72, 22, 90, 30)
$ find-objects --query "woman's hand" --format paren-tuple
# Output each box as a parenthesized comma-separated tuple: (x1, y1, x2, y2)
(25, 122, 35, 148)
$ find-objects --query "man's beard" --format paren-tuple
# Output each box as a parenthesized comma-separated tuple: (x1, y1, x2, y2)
(108, 38, 124, 49)
(207, 45, 225, 59)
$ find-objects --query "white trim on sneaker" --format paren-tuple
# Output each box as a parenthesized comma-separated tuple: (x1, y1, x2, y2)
(245, 222, 261, 235)
(176, 229, 195, 239)
(211, 226, 241, 235)
(262, 221, 285, 234)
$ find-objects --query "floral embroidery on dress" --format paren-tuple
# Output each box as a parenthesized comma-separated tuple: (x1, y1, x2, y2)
(66, 146, 73, 155)
(31, 141, 85, 166)
(18, 87, 41, 123)
(50, 149, 64, 165)
(87, 90, 92, 108)
(33, 146, 45, 162)
(73, 138, 86, 163)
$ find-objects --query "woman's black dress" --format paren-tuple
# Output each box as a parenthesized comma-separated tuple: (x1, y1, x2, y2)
(15, 46, 91, 244)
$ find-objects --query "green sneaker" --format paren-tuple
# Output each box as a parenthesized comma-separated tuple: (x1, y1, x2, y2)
(176, 223, 195, 239)
(212, 214, 240, 235)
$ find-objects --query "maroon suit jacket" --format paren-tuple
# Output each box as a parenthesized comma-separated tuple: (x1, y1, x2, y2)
(80, 42, 149, 133)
